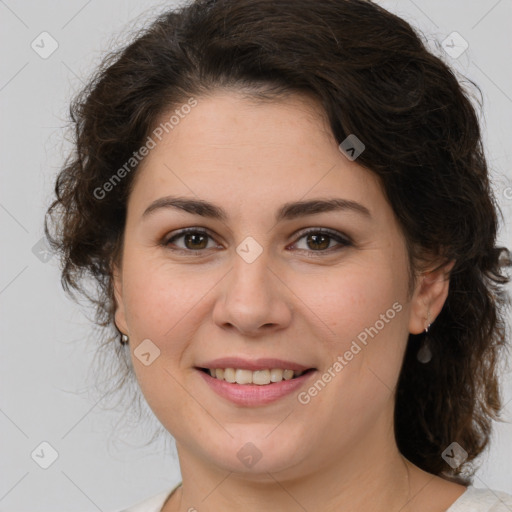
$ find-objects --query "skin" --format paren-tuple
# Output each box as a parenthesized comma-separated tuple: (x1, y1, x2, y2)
(113, 90, 465, 512)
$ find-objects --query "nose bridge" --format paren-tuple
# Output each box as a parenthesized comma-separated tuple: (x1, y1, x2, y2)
(212, 241, 292, 334)
(230, 245, 273, 309)
(229, 232, 273, 292)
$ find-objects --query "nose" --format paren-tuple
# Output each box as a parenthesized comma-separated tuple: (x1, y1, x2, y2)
(212, 249, 293, 336)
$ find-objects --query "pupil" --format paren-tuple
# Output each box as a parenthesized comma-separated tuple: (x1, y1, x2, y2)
(308, 233, 329, 250)
(186, 233, 207, 249)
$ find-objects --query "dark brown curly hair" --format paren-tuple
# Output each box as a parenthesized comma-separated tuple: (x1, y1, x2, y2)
(45, 0, 511, 483)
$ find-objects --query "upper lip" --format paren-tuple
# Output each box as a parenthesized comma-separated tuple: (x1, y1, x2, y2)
(197, 357, 315, 372)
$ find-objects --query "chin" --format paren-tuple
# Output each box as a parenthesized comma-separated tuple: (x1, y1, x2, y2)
(201, 430, 310, 476)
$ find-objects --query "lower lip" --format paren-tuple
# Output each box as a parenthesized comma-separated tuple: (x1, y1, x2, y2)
(197, 369, 316, 406)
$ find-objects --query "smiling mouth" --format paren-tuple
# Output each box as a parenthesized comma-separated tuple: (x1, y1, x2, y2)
(197, 367, 316, 385)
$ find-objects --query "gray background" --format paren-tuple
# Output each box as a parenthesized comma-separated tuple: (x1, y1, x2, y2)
(1, 1, 511, 511)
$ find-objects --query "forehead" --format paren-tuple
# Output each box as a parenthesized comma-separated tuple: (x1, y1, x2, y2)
(142, 91, 336, 169)
(127, 91, 384, 218)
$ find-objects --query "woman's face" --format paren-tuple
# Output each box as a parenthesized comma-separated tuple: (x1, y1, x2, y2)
(113, 90, 443, 479)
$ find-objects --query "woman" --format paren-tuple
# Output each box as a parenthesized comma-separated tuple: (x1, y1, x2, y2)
(45, 0, 512, 510)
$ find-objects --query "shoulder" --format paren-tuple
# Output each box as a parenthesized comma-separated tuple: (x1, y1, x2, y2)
(447, 486, 512, 512)
(116, 486, 178, 512)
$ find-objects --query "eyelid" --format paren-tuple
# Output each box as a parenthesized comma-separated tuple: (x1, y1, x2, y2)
(163, 227, 222, 252)
(291, 226, 352, 243)
(288, 227, 353, 254)
(163, 226, 352, 255)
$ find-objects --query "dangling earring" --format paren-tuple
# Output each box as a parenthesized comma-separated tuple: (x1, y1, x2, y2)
(120, 333, 129, 345)
(417, 311, 432, 363)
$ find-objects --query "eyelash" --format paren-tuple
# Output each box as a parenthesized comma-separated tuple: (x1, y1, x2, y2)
(162, 227, 352, 256)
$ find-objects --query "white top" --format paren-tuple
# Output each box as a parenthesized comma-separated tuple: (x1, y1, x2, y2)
(119, 484, 512, 512)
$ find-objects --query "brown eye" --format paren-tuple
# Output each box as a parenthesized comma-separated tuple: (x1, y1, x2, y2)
(291, 229, 352, 254)
(164, 229, 217, 252)
(181, 232, 209, 250)
(305, 233, 331, 251)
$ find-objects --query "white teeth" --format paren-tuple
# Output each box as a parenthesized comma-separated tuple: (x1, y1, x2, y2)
(224, 368, 236, 383)
(270, 369, 283, 382)
(206, 367, 307, 385)
(235, 369, 253, 384)
(252, 370, 270, 385)
(283, 369, 294, 380)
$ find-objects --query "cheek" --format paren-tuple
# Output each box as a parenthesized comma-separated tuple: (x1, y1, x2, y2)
(121, 251, 208, 341)
(298, 257, 409, 389)
(298, 259, 405, 339)
(120, 253, 208, 422)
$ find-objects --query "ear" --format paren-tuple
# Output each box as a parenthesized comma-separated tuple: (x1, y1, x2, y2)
(408, 259, 455, 334)
(112, 262, 128, 335)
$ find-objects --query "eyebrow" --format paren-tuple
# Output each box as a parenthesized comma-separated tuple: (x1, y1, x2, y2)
(142, 196, 371, 222)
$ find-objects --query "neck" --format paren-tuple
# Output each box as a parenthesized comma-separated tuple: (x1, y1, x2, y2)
(167, 437, 415, 512)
